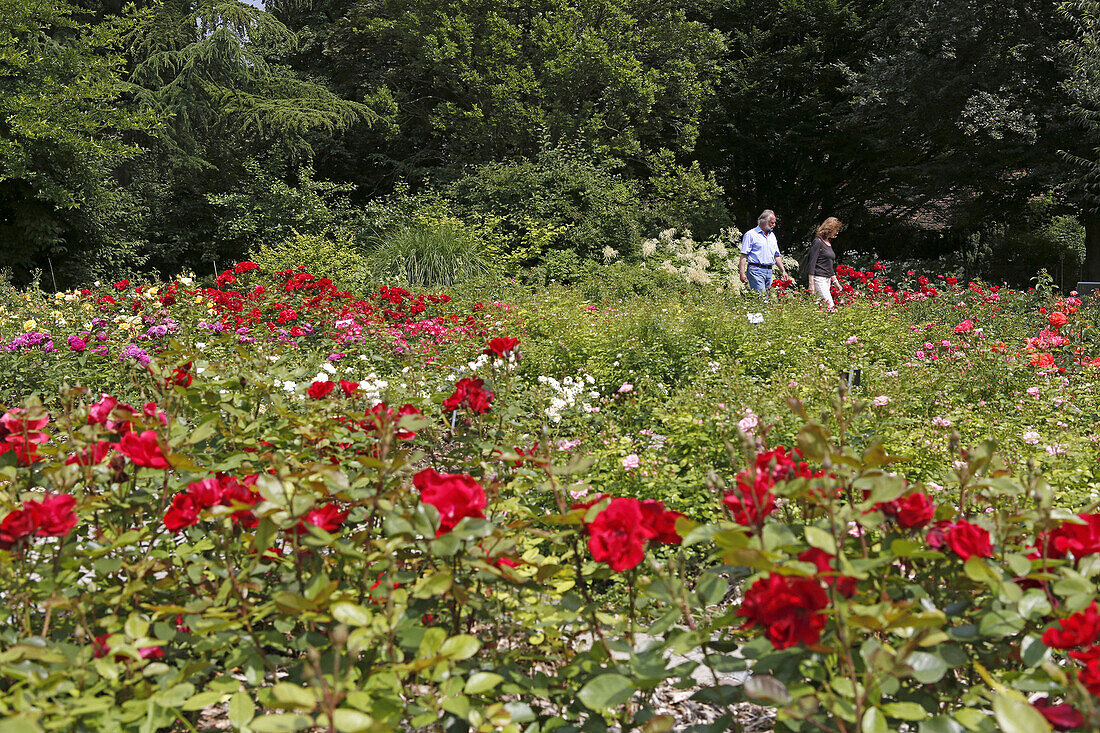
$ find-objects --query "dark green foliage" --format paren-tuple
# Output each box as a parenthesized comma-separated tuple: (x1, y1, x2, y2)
(268, 0, 725, 187)
(122, 0, 378, 273)
(0, 0, 153, 284)
(838, 0, 1076, 242)
(447, 146, 644, 264)
(207, 159, 357, 256)
(5, 0, 1100, 286)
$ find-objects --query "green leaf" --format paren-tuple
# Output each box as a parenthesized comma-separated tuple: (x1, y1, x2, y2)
(796, 423, 830, 461)
(154, 683, 194, 708)
(992, 695, 1051, 733)
(953, 708, 991, 730)
(695, 573, 728, 607)
(978, 607, 1025, 638)
(189, 417, 219, 444)
(963, 556, 996, 583)
(272, 683, 316, 710)
(882, 702, 928, 720)
(1004, 553, 1031, 578)
(440, 695, 470, 717)
(804, 526, 837, 555)
(183, 691, 226, 711)
(904, 651, 947, 683)
(465, 672, 505, 694)
(918, 717, 966, 733)
(412, 571, 453, 599)
(861, 707, 887, 733)
(248, 714, 313, 732)
(229, 691, 256, 729)
(743, 675, 791, 705)
(332, 709, 375, 732)
(439, 634, 480, 660)
(330, 602, 372, 627)
(577, 673, 635, 711)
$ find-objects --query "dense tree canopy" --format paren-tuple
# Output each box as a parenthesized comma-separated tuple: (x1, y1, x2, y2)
(0, 0, 150, 280)
(2, 0, 1099, 285)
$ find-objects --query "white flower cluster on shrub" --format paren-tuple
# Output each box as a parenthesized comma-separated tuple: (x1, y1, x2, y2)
(641, 227, 744, 287)
(537, 373, 599, 423)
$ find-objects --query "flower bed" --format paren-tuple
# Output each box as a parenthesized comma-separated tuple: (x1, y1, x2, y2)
(3, 265, 1100, 731)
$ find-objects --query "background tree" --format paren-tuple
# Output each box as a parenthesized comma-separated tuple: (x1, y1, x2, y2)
(1061, 0, 1100, 281)
(267, 0, 726, 190)
(120, 0, 377, 272)
(0, 0, 152, 285)
(837, 0, 1076, 260)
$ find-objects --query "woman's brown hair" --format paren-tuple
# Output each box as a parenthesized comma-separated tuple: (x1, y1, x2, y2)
(816, 217, 843, 241)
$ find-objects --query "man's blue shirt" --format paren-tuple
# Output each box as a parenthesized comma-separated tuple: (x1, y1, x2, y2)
(740, 226, 780, 265)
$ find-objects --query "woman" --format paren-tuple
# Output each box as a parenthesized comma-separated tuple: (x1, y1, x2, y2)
(807, 217, 843, 308)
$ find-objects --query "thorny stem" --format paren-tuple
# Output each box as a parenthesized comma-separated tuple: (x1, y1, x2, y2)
(826, 495, 865, 730)
(222, 534, 277, 676)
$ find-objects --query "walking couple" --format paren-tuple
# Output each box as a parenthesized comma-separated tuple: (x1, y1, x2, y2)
(737, 209, 843, 308)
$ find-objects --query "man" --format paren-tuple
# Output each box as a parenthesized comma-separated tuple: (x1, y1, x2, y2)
(738, 210, 789, 294)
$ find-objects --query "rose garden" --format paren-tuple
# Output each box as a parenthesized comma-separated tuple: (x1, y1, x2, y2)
(2, 259, 1100, 733)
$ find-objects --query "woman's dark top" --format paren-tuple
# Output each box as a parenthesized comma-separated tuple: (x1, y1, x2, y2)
(807, 237, 836, 278)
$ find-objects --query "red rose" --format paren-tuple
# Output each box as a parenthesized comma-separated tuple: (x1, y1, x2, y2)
(882, 492, 936, 529)
(164, 494, 201, 531)
(0, 507, 37, 549)
(587, 497, 655, 572)
(413, 468, 487, 536)
(639, 499, 683, 545)
(1032, 697, 1084, 731)
(1049, 311, 1068, 329)
(296, 504, 347, 534)
(234, 261, 259, 274)
(723, 473, 776, 529)
(113, 279, 130, 291)
(166, 364, 193, 388)
(466, 384, 494, 414)
(1041, 513, 1100, 559)
(339, 379, 359, 397)
(219, 476, 261, 528)
(27, 494, 78, 537)
(1042, 602, 1100, 649)
(1079, 656, 1100, 697)
(0, 408, 50, 465)
(485, 337, 519, 358)
(119, 430, 170, 469)
(443, 378, 494, 414)
(308, 380, 335, 399)
(143, 402, 168, 426)
(938, 519, 993, 560)
(798, 547, 857, 598)
(1031, 352, 1055, 368)
(365, 402, 422, 439)
(737, 574, 830, 649)
(88, 394, 119, 424)
(66, 441, 112, 466)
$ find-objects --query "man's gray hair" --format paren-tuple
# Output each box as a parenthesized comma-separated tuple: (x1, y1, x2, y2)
(758, 210, 776, 227)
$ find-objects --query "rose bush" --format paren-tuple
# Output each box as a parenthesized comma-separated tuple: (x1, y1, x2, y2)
(1, 262, 1100, 731)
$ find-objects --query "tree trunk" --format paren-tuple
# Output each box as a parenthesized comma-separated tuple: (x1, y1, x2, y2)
(1085, 210, 1100, 282)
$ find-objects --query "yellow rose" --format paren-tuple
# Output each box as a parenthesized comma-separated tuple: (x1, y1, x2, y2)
(23, 319, 36, 331)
